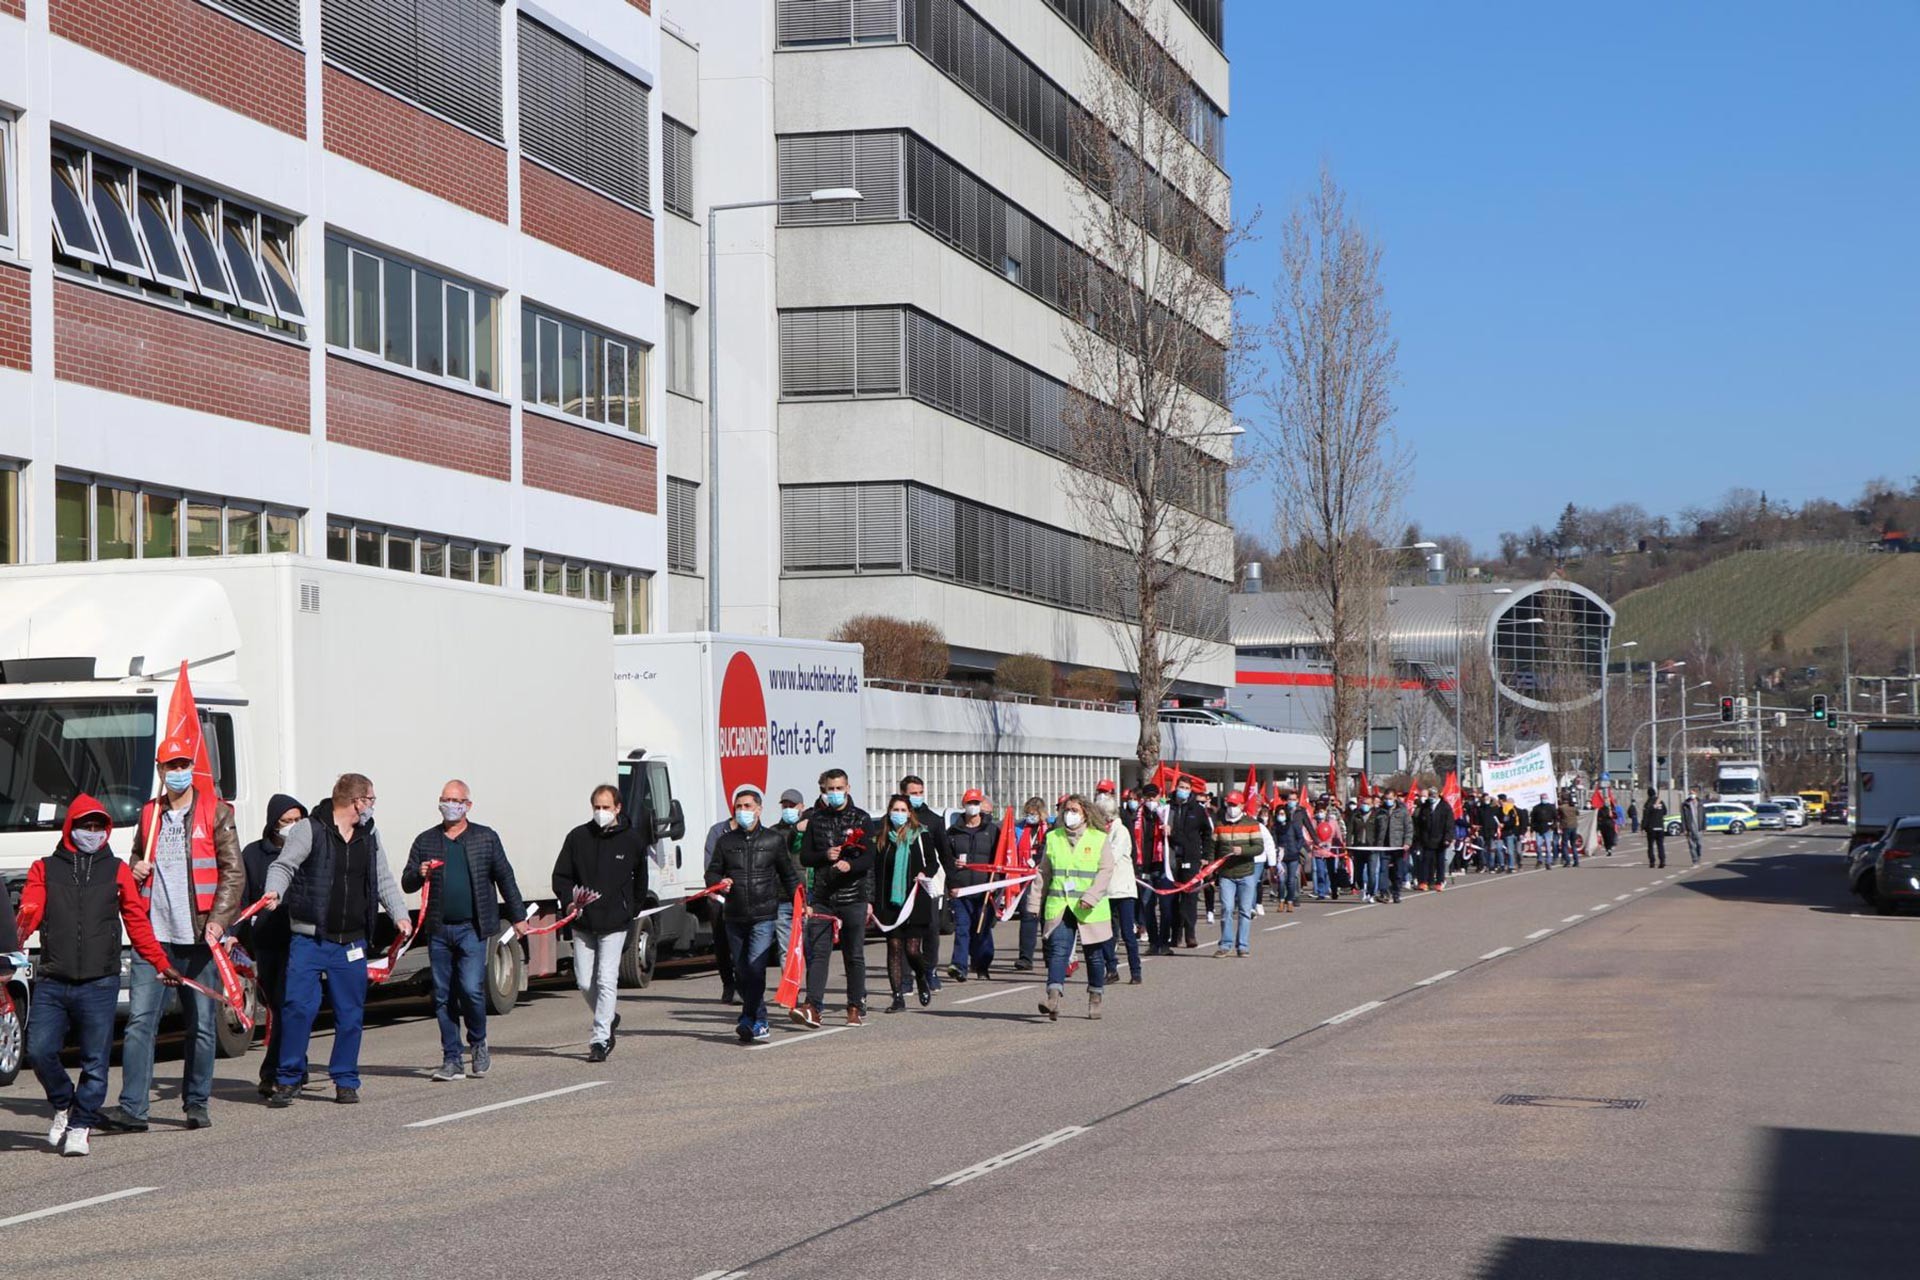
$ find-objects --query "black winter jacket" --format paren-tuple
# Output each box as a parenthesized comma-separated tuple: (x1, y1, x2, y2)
(946, 816, 1000, 890)
(1416, 799, 1455, 850)
(1530, 801, 1559, 835)
(404, 822, 528, 937)
(707, 824, 799, 923)
(803, 800, 875, 906)
(552, 818, 649, 935)
(1166, 796, 1214, 876)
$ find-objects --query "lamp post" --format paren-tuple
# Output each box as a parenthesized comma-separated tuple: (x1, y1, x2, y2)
(1648, 660, 1685, 794)
(1602, 639, 1637, 785)
(1453, 587, 1512, 784)
(705, 187, 863, 630)
(1678, 678, 1711, 792)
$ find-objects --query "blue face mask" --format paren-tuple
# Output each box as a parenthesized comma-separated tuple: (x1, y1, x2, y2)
(780, 807, 800, 825)
(735, 808, 758, 829)
(889, 810, 910, 827)
(908, 794, 926, 808)
(1175, 787, 1192, 802)
(824, 791, 847, 809)
(164, 769, 194, 794)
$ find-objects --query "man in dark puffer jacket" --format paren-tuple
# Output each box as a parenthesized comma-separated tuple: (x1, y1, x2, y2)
(708, 787, 799, 1044)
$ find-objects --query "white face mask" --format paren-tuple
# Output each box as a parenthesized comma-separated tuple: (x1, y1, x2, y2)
(964, 803, 981, 817)
(72, 827, 109, 854)
(438, 801, 469, 824)
(592, 808, 617, 829)
(1226, 806, 1243, 821)
(1063, 810, 1085, 830)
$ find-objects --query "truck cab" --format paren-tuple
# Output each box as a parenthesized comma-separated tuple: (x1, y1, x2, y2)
(616, 751, 693, 976)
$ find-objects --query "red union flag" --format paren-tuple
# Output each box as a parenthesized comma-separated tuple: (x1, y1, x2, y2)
(1442, 770, 1463, 814)
(161, 661, 216, 797)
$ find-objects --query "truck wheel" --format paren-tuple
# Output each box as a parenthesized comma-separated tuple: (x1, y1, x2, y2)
(486, 934, 524, 1015)
(214, 975, 257, 1059)
(619, 916, 656, 989)
(0, 989, 23, 1087)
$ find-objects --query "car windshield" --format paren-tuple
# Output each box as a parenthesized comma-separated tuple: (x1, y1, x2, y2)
(1755, 804, 1782, 815)
(1891, 826, 1920, 854)
(0, 698, 157, 833)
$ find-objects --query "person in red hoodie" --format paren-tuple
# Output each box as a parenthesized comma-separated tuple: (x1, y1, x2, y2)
(15, 795, 176, 1157)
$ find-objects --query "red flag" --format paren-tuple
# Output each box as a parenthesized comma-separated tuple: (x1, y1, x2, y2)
(774, 886, 807, 1010)
(161, 661, 217, 797)
(145, 663, 221, 914)
(991, 805, 1020, 920)
(1326, 753, 1341, 804)
(1442, 770, 1463, 814)
(1244, 764, 1261, 812)
(1356, 772, 1372, 801)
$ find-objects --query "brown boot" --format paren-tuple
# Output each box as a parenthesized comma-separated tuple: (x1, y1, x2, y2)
(845, 1005, 864, 1027)
(790, 1002, 821, 1029)
(1088, 991, 1103, 1020)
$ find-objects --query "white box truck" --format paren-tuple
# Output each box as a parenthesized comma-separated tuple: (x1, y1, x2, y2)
(1848, 723, 1920, 852)
(0, 555, 616, 1063)
(610, 633, 865, 962)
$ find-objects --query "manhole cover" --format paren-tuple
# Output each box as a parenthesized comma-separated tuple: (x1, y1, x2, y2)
(1496, 1094, 1646, 1110)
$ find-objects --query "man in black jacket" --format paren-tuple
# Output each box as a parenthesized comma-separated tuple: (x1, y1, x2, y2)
(1165, 780, 1214, 948)
(1530, 796, 1560, 869)
(708, 787, 799, 1044)
(552, 784, 649, 1062)
(799, 768, 873, 1026)
(899, 774, 953, 990)
(237, 793, 304, 1096)
(1416, 786, 1455, 890)
(406, 780, 529, 1082)
(944, 788, 999, 983)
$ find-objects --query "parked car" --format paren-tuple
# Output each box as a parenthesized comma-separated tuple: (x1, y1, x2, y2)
(1750, 802, 1788, 830)
(1847, 816, 1920, 915)
(1666, 801, 1759, 836)
(1770, 795, 1808, 828)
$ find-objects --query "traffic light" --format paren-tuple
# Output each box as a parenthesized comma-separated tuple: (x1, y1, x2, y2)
(1720, 696, 1735, 723)
(1812, 694, 1828, 722)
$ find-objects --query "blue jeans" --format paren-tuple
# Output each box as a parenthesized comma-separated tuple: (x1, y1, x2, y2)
(1044, 919, 1105, 993)
(29, 975, 119, 1129)
(727, 918, 776, 1033)
(429, 921, 489, 1060)
(1100, 896, 1141, 979)
(950, 895, 994, 975)
(1502, 835, 1520, 870)
(1311, 857, 1332, 897)
(1564, 831, 1581, 866)
(1279, 861, 1300, 904)
(1686, 831, 1702, 863)
(120, 940, 220, 1120)
(279, 934, 371, 1088)
(1369, 851, 1390, 895)
(1217, 873, 1256, 953)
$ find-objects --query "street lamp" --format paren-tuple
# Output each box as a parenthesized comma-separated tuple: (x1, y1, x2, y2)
(1677, 678, 1712, 792)
(1648, 660, 1685, 793)
(1602, 639, 1637, 785)
(705, 186, 864, 629)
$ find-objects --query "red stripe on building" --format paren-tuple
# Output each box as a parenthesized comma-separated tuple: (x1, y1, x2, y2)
(1237, 670, 1453, 693)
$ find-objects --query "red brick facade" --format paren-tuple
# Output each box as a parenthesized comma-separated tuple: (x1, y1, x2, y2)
(0, 263, 29, 373)
(323, 66, 509, 222)
(325, 355, 511, 480)
(0, 0, 25, 18)
(627, 0, 651, 12)
(523, 412, 658, 514)
(49, 0, 305, 138)
(54, 280, 308, 432)
(520, 160, 657, 285)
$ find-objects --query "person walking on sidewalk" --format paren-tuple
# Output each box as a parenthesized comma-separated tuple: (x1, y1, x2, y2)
(1036, 795, 1116, 1022)
(1680, 787, 1706, 866)
(1210, 792, 1264, 956)
(1644, 792, 1670, 868)
(945, 789, 999, 984)
(16, 796, 178, 1156)
(871, 796, 941, 1013)
(405, 780, 530, 1082)
(708, 787, 799, 1043)
(236, 794, 304, 1097)
(1529, 796, 1560, 870)
(1378, 788, 1414, 903)
(1093, 782, 1142, 983)
(552, 784, 649, 1062)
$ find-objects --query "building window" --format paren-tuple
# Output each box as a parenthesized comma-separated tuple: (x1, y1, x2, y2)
(323, 237, 500, 391)
(50, 140, 306, 333)
(667, 477, 698, 575)
(53, 473, 302, 563)
(0, 114, 15, 255)
(521, 303, 649, 435)
(662, 118, 695, 218)
(775, 132, 903, 224)
(0, 462, 18, 564)
(209, 0, 303, 42)
(775, 0, 902, 46)
(518, 15, 650, 211)
(325, 516, 500, 584)
(524, 550, 652, 634)
(666, 298, 698, 398)
(321, 0, 503, 140)
(777, 308, 901, 398)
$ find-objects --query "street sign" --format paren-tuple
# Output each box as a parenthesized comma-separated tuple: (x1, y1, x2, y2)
(1366, 725, 1400, 778)
(1605, 748, 1636, 779)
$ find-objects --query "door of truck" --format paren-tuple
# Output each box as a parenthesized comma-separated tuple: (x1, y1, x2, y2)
(619, 756, 688, 895)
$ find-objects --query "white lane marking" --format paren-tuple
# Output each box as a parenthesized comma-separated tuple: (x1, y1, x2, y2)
(956, 983, 1035, 1005)
(1323, 1000, 1383, 1026)
(1480, 946, 1514, 959)
(1525, 928, 1555, 940)
(1325, 904, 1372, 916)
(0, 1187, 160, 1230)
(1416, 969, 1457, 986)
(1264, 921, 1301, 932)
(932, 1127, 1087, 1187)
(405, 1081, 607, 1128)
(1590, 904, 1612, 912)
(1634, 886, 1650, 892)
(750, 1026, 851, 1050)
(1615, 894, 1632, 901)
(1177, 1047, 1271, 1086)
(691, 1271, 749, 1280)
(1561, 914, 1585, 923)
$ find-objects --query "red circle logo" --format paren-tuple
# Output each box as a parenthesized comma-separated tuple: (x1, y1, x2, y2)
(717, 651, 769, 806)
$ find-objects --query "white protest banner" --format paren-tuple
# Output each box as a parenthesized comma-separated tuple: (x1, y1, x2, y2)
(1479, 743, 1557, 807)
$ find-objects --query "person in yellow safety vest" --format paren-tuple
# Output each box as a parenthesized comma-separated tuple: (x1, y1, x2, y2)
(1035, 794, 1116, 1022)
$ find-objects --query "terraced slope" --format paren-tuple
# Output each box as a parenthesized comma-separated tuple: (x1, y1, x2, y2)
(1610, 547, 1892, 655)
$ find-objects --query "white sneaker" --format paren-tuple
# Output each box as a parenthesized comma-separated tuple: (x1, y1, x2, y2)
(1255, 903, 1266, 916)
(1363, 893, 1374, 903)
(1205, 911, 1215, 923)
(47, 1108, 70, 1149)
(62, 1127, 91, 1157)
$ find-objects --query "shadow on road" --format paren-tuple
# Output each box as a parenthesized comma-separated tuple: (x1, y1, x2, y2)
(1480, 1127, 1916, 1278)
(1678, 853, 1860, 910)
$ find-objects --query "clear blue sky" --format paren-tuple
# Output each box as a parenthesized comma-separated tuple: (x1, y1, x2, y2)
(1224, 1, 1920, 554)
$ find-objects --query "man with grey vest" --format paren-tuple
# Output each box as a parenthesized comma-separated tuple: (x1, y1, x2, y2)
(257, 773, 412, 1107)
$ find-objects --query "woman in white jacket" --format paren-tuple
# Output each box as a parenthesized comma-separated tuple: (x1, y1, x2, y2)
(1094, 785, 1142, 985)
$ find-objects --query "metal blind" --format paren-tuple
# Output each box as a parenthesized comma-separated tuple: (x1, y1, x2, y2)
(518, 15, 650, 210)
(323, 0, 503, 139)
(776, 132, 902, 224)
(780, 308, 902, 398)
(667, 477, 698, 573)
(212, 0, 303, 41)
(662, 118, 694, 217)
(780, 484, 908, 572)
(776, 0, 900, 46)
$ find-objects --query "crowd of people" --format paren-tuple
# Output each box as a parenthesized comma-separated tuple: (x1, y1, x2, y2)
(4, 742, 1692, 1158)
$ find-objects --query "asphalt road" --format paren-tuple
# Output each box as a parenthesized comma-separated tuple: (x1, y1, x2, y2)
(2, 827, 1913, 1280)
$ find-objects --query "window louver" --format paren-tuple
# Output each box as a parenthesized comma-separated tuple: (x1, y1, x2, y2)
(518, 15, 651, 210)
(323, 0, 503, 140)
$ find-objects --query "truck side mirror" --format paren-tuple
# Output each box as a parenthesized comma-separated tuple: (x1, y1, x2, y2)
(666, 799, 686, 842)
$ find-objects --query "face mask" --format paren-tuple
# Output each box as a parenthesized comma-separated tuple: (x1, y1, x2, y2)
(780, 806, 800, 824)
(1175, 787, 1191, 802)
(1063, 810, 1085, 830)
(908, 794, 926, 809)
(72, 827, 109, 854)
(1124, 801, 1138, 812)
(277, 819, 301, 840)
(1023, 815, 1040, 827)
(735, 808, 759, 829)
(824, 791, 847, 809)
(889, 810, 910, 828)
(357, 803, 375, 827)
(592, 808, 617, 829)
(164, 769, 194, 793)
(439, 801, 469, 824)
(964, 803, 981, 817)
(1360, 805, 1372, 814)
(1226, 806, 1243, 821)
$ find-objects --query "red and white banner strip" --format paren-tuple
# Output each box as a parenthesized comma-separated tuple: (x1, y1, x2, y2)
(952, 873, 1038, 899)
(369, 859, 438, 984)
(1150, 857, 1228, 896)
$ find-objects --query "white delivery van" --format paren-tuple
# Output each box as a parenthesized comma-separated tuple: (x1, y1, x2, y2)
(611, 633, 865, 963)
(1849, 723, 1920, 852)
(0, 556, 616, 1055)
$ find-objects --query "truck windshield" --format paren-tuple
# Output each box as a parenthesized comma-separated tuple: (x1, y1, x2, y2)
(1718, 777, 1760, 796)
(0, 699, 156, 833)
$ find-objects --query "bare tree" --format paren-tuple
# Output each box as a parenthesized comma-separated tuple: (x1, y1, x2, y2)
(1060, 4, 1250, 770)
(1261, 167, 1406, 788)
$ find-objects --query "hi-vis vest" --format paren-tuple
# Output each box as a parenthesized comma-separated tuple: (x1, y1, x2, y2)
(1043, 827, 1111, 928)
(140, 791, 220, 915)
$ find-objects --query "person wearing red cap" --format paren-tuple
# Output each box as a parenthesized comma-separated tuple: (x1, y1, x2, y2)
(99, 736, 242, 1135)
(18, 795, 177, 1156)
(944, 787, 999, 983)
(1210, 792, 1265, 956)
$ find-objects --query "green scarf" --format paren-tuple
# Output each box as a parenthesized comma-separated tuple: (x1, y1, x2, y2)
(888, 825, 916, 906)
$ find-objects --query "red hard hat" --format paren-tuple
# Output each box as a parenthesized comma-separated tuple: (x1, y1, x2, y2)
(962, 788, 985, 804)
(1226, 790, 1246, 806)
(1095, 779, 1117, 794)
(156, 737, 194, 765)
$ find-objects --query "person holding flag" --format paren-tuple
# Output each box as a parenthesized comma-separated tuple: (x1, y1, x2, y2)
(1035, 794, 1117, 1022)
(100, 669, 244, 1136)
